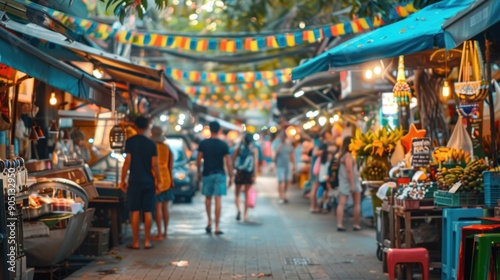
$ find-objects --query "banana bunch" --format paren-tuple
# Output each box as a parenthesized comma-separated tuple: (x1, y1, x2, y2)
(349, 126, 404, 158)
(360, 160, 389, 181)
(432, 147, 471, 164)
(461, 159, 488, 192)
(436, 159, 488, 192)
(436, 166, 463, 190)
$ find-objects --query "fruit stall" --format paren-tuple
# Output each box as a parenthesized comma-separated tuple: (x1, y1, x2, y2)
(350, 115, 500, 279)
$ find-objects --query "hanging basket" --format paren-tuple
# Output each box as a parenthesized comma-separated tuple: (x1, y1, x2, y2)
(455, 80, 489, 102)
(456, 40, 488, 102)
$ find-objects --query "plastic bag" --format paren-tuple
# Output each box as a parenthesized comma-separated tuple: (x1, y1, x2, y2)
(446, 116, 474, 158)
(247, 187, 257, 208)
(390, 141, 405, 167)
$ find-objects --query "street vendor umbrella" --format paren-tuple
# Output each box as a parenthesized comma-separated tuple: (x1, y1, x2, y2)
(292, 0, 475, 80)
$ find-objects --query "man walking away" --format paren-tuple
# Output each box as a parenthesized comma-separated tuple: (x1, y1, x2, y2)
(197, 121, 233, 235)
(120, 116, 161, 249)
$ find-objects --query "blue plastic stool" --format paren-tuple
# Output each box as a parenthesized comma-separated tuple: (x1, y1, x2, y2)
(441, 208, 484, 280)
(450, 220, 481, 279)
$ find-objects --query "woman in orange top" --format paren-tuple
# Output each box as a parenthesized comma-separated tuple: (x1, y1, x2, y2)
(151, 126, 174, 240)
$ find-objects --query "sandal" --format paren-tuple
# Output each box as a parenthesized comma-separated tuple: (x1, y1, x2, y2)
(353, 226, 362, 231)
(337, 227, 346, 232)
(205, 225, 212, 234)
(215, 230, 224, 235)
(126, 244, 140, 250)
(144, 244, 154, 249)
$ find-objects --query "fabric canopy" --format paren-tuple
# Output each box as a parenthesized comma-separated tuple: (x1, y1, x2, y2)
(443, 0, 500, 49)
(292, 0, 474, 80)
(0, 23, 113, 108)
(0, 17, 179, 102)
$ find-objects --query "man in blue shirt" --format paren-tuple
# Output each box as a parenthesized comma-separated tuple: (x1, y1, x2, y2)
(197, 121, 233, 235)
(120, 116, 161, 249)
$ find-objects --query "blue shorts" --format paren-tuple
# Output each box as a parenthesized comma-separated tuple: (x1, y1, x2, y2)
(156, 189, 175, 202)
(202, 173, 227, 197)
(276, 167, 292, 182)
(127, 184, 155, 212)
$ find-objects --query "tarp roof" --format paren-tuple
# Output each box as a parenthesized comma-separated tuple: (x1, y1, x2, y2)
(0, 17, 180, 102)
(0, 19, 113, 108)
(292, 0, 475, 80)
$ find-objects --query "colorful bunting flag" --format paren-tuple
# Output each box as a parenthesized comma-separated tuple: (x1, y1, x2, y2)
(34, 0, 416, 53)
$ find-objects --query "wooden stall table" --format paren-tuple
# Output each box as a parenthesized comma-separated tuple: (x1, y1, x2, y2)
(393, 205, 442, 279)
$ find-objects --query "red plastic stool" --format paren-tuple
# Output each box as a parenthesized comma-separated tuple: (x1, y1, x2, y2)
(457, 224, 500, 280)
(386, 247, 429, 280)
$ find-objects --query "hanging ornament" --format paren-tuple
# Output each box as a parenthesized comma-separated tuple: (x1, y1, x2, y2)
(109, 84, 126, 151)
(393, 55, 411, 107)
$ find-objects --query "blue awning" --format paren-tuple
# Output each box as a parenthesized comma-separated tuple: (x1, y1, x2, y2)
(292, 0, 474, 80)
(443, 0, 500, 49)
(0, 23, 113, 108)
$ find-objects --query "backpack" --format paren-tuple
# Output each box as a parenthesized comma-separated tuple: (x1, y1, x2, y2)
(235, 144, 254, 173)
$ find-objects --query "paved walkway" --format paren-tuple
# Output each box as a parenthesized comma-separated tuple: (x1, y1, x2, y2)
(66, 176, 387, 280)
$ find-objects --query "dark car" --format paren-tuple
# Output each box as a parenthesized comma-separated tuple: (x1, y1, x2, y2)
(167, 137, 198, 202)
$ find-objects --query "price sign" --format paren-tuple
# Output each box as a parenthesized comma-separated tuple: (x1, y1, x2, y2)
(411, 137, 431, 168)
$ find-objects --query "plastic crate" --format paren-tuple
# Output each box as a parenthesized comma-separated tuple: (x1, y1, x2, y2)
(77, 228, 110, 257)
(434, 190, 484, 207)
(483, 171, 500, 207)
(441, 208, 483, 280)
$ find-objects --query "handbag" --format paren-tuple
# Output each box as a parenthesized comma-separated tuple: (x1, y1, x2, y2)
(247, 187, 257, 208)
(313, 158, 321, 176)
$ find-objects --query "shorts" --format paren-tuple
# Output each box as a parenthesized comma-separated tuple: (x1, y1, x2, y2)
(202, 173, 227, 197)
(338, 182, 363, 196)
(235, 170, 254, 185)
(156, 189, 175, 202)
(276, 167, 292, 182)
(127, 184, 155, 212)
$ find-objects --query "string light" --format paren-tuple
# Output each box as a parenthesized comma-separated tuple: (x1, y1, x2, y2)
(49, 92, 57, 106)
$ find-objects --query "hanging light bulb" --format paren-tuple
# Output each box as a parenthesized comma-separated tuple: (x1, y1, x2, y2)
(49, 92, 57, 106)
(442, 51, 450, 98)
(442, 80, 450, 97)
(93, 68, 104, 79)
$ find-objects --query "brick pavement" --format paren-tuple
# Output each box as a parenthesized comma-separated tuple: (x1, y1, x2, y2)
(65, 176, 391, 280)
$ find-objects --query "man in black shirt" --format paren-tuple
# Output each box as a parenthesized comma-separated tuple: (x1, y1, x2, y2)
(120, 116, 161, 249)
(197, 121, 233, 235)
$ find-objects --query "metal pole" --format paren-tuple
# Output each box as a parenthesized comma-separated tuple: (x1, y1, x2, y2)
(486, 38, 497, 166)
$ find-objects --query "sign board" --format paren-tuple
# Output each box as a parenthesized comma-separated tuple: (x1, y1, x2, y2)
(411, 137, 432, 167)
(468, 102, 485, 158)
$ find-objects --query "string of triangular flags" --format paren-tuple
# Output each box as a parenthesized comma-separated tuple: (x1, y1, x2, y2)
(145, 62, 293, 83)
(179, 74, 292, 95)
(16, 0, 417, 53)
(193, 94, 274, 111)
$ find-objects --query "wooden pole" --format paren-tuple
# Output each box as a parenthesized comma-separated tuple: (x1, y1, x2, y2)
(486, 38, 497, 166)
